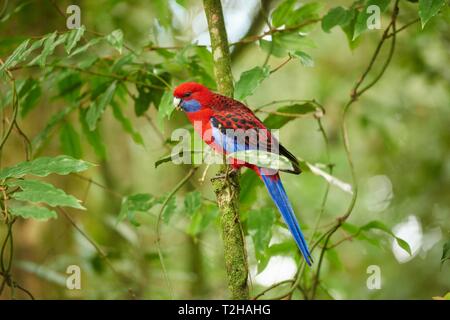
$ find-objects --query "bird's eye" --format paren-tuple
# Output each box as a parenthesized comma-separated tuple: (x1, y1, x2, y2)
(183, 92, 192, 98)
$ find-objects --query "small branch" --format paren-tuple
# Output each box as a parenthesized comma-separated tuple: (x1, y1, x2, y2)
(270, 54, 293, 74)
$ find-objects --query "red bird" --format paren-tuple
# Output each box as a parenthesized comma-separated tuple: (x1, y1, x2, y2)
(173, 82, 312, 265)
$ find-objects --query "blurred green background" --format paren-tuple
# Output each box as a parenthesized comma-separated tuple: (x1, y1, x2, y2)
(0, 0, 449, 299)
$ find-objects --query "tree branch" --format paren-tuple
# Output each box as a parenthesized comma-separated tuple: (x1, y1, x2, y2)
(203, 0, 249, 300)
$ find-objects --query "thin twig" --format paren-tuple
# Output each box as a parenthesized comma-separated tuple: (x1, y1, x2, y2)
(155, 167, 198, 299)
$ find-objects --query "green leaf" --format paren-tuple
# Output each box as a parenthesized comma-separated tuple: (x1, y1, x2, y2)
(28, 32, 67, 67)
(292, 51, 314, 67)
(18, 78, 41, 117)
(187, 204, 218, 237)
(132, 71, 170, 117)
(0, 39, 30, 72)
(361, 220, 412, 255)
(419, 0, 446, 27)
(79, 108, 107, 159)
(0, 155, 93, 180)
(119, 193, 155, 225)
(69, 37, 101, 57)
(441, 240, 450, 267)
(111, 100, 144, 145)
(162, 195, 177, 224)
(8, 179, 85, 209)
(353, 0, 391, 40)
(272, 0, 296, 27)
(184, 191, 202, 216)
(105, 29, 124, 54)
(263, 103, 316, 129)
(57, 70, 82, 103)
(248, 208, 276, 272)
(9, 205, 57, 221)
(86, 81, 117, 131)
(234, 66, 270, 101)
(240, 170, 261, 209)
(229, 150, 295, 172)
(134, 84, 153, 116)
(157, 91, 175, 131)
(60, 122, 83, 159)
(65, 26, 86, 54)
(21, 37, 46, 59)
(433, 292, 450, 300)
(321, 6, 353, 33)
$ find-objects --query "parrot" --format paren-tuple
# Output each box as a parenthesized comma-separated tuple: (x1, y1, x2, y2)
(173, 82, 313, 266)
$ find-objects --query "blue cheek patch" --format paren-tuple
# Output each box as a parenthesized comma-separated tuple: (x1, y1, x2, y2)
(182, 99, 201, 112)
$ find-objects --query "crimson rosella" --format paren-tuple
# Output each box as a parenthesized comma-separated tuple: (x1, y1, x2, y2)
(173, 82, 313, 265)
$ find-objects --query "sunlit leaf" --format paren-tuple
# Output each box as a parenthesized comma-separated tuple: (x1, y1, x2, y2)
(65, 26, 85, 54)
(9, 179, 85, 209)
(0, 155, 93, 180)
(0, 39, 30, 72)
(105, 29, 124, 54)
(9, 205, 57, 221)
(69, 37, 101, 57)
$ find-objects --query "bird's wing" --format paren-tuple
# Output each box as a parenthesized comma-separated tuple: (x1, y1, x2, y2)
(209, 96, 301, 174)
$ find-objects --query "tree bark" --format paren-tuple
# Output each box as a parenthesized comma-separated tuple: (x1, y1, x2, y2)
(202, 0, 249, 300)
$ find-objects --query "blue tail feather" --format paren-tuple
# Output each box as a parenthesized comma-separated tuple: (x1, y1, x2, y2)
(260, 172, 313, 266)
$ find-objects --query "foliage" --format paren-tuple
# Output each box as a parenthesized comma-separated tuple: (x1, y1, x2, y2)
(0, 0, 448, 300)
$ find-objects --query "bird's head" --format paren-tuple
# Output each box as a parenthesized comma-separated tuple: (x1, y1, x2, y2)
(173, 82, 213, 113)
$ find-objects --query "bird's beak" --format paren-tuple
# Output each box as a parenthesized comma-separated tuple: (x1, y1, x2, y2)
(173, 97, 182, 111)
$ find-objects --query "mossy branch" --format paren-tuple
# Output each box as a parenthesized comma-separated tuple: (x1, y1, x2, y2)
(202, 0, 249, 300)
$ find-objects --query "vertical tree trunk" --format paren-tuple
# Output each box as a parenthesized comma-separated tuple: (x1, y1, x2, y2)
(202, 0, 249, 300)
